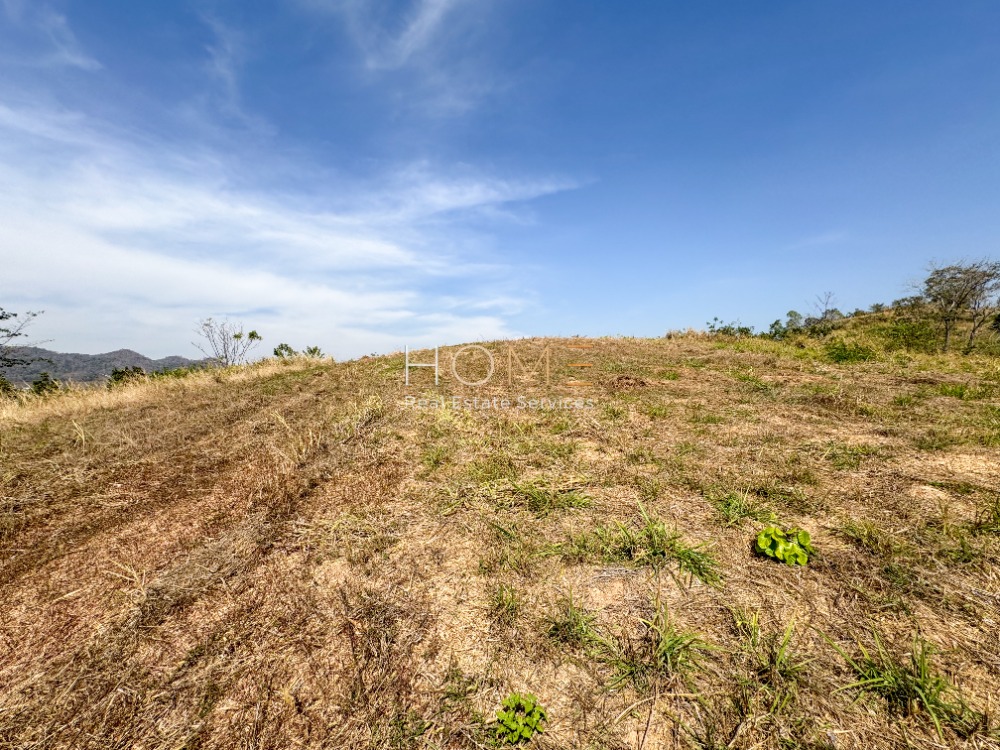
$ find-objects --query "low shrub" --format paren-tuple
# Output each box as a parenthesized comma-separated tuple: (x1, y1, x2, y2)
(30, 372, 59, 395)
(0, 374, 17, 398)
(149, 364, 208, 380)
(825, 340, 877, 363)
(107, 366, 145, 389)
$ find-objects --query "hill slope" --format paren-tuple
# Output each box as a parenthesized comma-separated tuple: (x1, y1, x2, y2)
(1, 337, 998, 749)
(1, 346, 203, 384)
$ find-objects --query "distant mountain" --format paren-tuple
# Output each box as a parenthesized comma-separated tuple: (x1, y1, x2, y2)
(1, 347, 206, 385)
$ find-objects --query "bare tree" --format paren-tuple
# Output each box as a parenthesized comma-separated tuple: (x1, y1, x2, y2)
(922, 260, 1000, 351)
(194, 318, 262, 366)
(1, 308, 43, 370)
(964, 263, 1000, 349)
(813, 292, 837, 320)
(813, 292, 845, 323)
(800, 292, 843, 334)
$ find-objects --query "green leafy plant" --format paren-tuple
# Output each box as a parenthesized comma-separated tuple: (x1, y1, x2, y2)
(494, 692, 547, 744)
(754, 526, 814, 566)
(274, 342, 297, 358)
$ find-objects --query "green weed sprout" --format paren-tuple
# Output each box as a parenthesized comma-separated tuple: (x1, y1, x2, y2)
(495, 692, 548, 744)
(755, 526, 815, 566)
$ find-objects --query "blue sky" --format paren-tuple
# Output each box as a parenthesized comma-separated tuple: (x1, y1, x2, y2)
(1, 1, 998, 358)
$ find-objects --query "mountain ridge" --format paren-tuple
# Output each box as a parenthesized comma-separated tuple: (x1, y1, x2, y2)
(0, 346, 204, 384)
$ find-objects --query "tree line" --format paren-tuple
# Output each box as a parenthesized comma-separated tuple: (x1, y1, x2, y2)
(739, 259, 1000, 353)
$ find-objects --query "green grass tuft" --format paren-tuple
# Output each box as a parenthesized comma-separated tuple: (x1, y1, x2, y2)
(829, 631, 987, 740)
(587, 505, 722, 586)
(507, 480, 590, 516)
(544, 593, 598, 649)
(599, 604, 710, 692)
(710, 490, 776, 526)
(487, 583, 522, 628)
(824, 442, 882, 470)
(840, 519, 901, 557)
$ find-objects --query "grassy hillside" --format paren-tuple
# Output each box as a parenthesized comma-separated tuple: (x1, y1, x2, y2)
(1, 336, 998, 749)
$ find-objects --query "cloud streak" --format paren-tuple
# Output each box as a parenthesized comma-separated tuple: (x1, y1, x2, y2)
(784, 231, 849, 251)
(1, 1, 101, 70)
(309, 0, 466, 70)
(300, 0, 501, 116)
(369, 0, 463, 71)
(0, 100, 571, 358)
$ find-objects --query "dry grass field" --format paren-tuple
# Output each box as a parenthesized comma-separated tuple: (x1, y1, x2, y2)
(1, 335, 999, 749)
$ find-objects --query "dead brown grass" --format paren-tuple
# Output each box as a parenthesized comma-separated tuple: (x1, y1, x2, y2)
(1, 338, 998, 749)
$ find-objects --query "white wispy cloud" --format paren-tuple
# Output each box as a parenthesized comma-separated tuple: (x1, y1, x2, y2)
(203, 16, 243, 110)
(309, 0, 465, 70)
(1, 1, 101, 70)
(196, 15, 275, 134)
(785, 231, 849, 251)
(356, 162, 578, 224)
(299, 0, 500, 116)
(0, 101, 570, 358)
(372, 0, 463, 70)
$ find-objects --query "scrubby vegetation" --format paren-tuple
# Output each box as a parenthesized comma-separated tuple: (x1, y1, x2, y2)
(107, 366, 146, 388)
(29, 370, 60, 395)
(0, 316, 998, 747)
(732, 260, 1000, 358)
